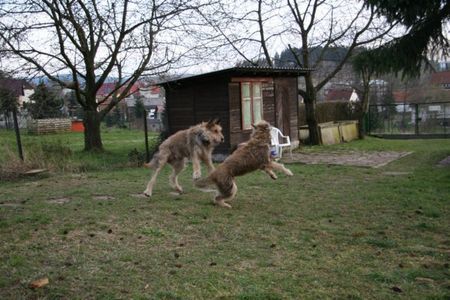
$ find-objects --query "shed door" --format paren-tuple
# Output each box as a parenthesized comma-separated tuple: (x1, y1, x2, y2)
(275, 82, 291, 136)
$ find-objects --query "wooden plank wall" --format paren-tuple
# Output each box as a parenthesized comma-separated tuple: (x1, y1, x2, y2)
(274, 77, 299, 142)
(165, 77, 230, 154)
(166, 75, 299, 154)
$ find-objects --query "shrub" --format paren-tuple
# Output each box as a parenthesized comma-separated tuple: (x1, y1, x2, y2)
(127, 148, 145, 167)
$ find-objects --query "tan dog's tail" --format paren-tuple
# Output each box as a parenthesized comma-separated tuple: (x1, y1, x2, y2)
(143, 151, 160, 169)
(194, 175, 214, 189)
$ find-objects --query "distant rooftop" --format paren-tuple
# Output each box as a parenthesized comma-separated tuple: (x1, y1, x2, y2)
(431, 70, 450, 85)
(0, 78, 33, 96)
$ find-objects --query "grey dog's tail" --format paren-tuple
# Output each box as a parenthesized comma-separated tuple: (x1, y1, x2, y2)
(143, 151, 160, 169)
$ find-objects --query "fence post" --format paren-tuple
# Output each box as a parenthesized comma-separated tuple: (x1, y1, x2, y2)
(12, 108, 24, 161)
(143, 109, 150, 163)
(414, 104, 419, 135)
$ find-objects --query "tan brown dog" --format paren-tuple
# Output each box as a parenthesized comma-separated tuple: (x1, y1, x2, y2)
(194, 120, 293, 208)
(144, 119, 224, 197)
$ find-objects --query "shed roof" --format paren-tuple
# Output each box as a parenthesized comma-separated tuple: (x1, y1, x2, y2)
(159, 66, 311, 86)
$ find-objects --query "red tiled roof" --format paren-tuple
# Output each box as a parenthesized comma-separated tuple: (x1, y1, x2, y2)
(150, 86, 160, 94)
(393, 91, 410, 103)
(430, 71, 450, 85)
(97, 82, 141, 98)
(325, 88, 353, 102)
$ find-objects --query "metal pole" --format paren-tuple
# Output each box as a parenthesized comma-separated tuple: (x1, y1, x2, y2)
(415, 104, 419, 135)
(143, 109, 150, 163)
(12, 108, 24, 161)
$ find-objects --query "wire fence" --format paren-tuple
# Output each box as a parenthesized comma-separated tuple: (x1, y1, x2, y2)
(368, 102, 450, 136)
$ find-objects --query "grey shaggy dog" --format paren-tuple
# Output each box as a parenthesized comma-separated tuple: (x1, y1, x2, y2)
(195, 120, 293, 208)
(143, 119, 224, 197)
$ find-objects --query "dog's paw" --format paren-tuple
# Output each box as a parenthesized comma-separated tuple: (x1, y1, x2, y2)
(285, 169, 293, 176)
(143, 190, 152, 197)
(215, 200, 232, 208)
(221, 202, 232, 209)
(193, 172, 201, 180)
(270, 174, 278, 180)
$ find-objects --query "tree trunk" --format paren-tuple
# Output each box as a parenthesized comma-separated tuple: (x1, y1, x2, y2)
(304, 97, 321, 145)
(303, 74, 321, 145)
(83, 110, 103, 151)
(358, 89, 370, 139)
(357, 70, 372, 139)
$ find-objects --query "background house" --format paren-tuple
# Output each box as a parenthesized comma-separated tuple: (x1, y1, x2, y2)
(0, 78, 34, 128)
(324, 87, 359, 102)
(95, 81, 166, 130)
(159, 66, 308, 157)
(125, 85, 165, 131)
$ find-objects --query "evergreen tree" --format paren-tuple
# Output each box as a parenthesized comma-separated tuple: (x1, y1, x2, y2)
(134, 98, 146, 119)
(27, 82, 63, 119)
(355, 0, 450, 77)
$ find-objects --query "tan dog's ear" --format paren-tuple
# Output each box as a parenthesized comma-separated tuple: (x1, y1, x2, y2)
(213, 118, 221, 125)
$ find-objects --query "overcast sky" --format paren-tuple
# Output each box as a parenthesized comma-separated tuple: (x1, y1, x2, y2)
(2, 0, 446, 81)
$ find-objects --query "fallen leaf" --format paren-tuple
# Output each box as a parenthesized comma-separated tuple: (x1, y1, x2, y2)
(29, 277, 49, 289)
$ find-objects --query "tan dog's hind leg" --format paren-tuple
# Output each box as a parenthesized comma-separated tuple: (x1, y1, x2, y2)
(214, 182, 237, 209)
(169, 159, 186, 194)
(144, 157, 167, 197)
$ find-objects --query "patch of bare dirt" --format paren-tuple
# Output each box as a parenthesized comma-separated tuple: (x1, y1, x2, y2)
(47, 197, 71, 204)
(92, 195, 115, 201)
(437, 156, 450, 167)
(283, 151, 412, 168)
(130, 193, 148, 199)
(382, 171, 411, 176)
(0, 202, 22, 208)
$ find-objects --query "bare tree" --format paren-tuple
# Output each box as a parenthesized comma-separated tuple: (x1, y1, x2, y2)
(0, 0, 202, 151)
(352, 51, 375, 138)
(197, 0, 283, 67)
(285, 0, 397, 144)
(204, 0, 396, 144)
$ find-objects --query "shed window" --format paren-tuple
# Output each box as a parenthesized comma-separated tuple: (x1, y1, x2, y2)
(241, 82, 263, 129)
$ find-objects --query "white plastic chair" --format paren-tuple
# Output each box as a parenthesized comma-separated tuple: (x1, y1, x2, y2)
(270, 126, 292, 159)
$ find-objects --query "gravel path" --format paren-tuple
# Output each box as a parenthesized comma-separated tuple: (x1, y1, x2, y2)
(282, 151, 412, 168)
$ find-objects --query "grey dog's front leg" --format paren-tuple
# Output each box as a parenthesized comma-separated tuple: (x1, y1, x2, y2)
(192, 153, 202, 179)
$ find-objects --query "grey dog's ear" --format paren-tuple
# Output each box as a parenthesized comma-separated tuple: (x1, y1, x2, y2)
(207, 118, 221, 127)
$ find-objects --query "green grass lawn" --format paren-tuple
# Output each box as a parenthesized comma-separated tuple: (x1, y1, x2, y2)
(0, 130, 449, 299)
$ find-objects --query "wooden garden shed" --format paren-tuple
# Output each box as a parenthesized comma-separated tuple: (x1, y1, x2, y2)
(160, 66, 309, 158)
